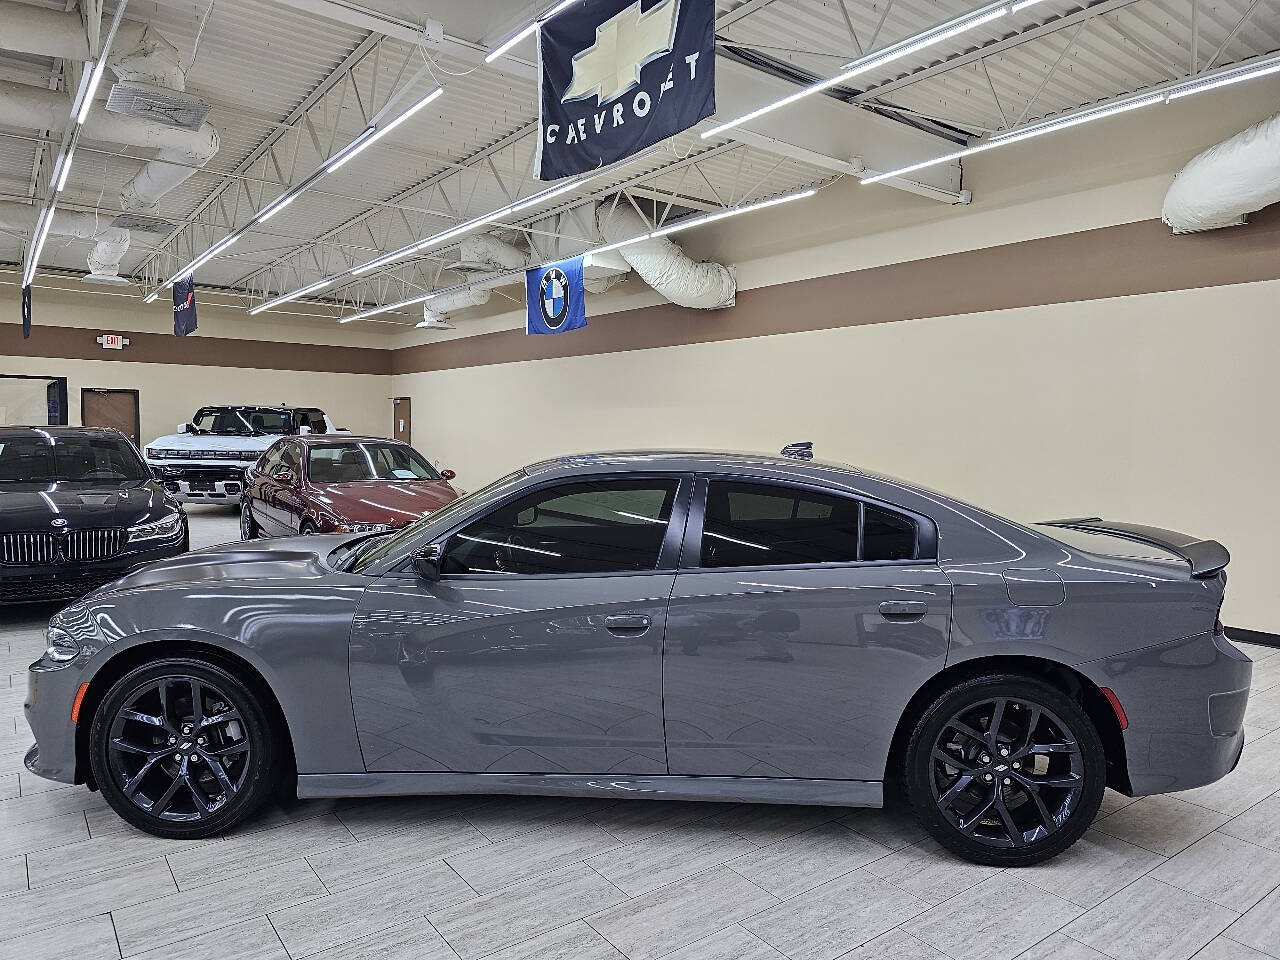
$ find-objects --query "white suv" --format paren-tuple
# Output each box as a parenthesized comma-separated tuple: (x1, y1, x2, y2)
(145, 405, 343, 503)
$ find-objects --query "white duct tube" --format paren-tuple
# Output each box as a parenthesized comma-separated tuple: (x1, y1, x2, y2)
(458, 234, 530, 270)
(1163, 111, 1280, 234)
(596, 202, 736, 309)
(423, 286, 492, 321)
(0, 6, 184, 89)
(0, 2, 89, 61)
(0, 199, 130, 276)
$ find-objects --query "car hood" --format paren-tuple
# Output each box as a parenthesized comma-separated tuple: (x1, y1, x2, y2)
(309, 479, 458, 525)
(146, 433, 280, 453)
(0, 480, 173, 531)
(107, 534, 351, 592)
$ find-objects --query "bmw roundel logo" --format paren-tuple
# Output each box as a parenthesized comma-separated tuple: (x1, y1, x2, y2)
(539, 267, 571, 330)
(50, 518, 67, 528)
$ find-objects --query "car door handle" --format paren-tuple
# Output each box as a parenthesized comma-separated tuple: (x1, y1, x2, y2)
(879, 600, 928, 619)
(604, 614, 652, 632)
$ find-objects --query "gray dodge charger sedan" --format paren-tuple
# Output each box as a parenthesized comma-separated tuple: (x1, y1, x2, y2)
(24, 451, 1250, 865)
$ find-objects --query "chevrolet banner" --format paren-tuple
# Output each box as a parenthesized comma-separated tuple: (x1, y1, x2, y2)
(536, 0, 714, 180)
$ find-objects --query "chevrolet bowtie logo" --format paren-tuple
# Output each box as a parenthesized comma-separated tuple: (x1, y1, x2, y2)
(563, 0, 681, 106)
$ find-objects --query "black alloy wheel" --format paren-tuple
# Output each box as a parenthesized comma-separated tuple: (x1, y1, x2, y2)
(905, 675, 1104, 866)
(240, 500, 259, 539)
(90, 659, 276, 838)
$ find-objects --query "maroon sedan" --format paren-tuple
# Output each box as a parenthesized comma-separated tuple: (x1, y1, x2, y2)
(240, 435, 459, 538)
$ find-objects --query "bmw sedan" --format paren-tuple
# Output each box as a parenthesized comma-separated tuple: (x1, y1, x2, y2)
(0, 426, 189, 603)
(23, 451, 1249, 865)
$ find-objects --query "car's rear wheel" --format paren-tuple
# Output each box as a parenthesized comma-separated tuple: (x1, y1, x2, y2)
(89, 658, 277, 839)
(240, 499, 259, 539)
(904, 674, 1105, 866)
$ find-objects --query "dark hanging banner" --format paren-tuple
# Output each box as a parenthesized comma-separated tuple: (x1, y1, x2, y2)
(173, 276, 198, 337)
(526, 256, 587, 335)
(21, 284, 32, 339)
(536, 0, 714, 180)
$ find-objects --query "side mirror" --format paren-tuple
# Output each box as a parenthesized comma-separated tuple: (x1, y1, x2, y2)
(412, 543, 443, 581)
(273, 468, 295, 485)
(299, 425, 312, 435)
(177, 422, 189, 433)
(440, 469, 456, 481)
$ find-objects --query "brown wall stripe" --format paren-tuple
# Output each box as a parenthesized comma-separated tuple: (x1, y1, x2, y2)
(0, 322, 391, 375)
(392, 207, 1280, 376)
(5, 209, 1280, 377)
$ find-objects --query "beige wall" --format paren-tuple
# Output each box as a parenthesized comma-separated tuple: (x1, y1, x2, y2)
(0, 353, 393, 448)
(392, 277, 1280, 634)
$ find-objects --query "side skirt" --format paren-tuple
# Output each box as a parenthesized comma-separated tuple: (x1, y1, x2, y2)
(296, 772, 884, 807)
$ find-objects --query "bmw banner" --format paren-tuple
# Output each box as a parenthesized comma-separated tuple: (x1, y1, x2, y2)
(173, 275, 198, 337)
(536, 0, 715, 180)
(527, 256, 587, 335)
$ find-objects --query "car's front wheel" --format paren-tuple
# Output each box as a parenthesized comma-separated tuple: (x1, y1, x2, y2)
(88, 658, 277, 839)
(904, 674, 1105, 866)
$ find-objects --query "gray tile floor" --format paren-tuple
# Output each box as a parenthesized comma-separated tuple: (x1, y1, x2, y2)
(2, 506, 1280, 960)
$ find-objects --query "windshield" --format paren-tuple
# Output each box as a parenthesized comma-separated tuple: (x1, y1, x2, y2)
(341, 470, 524, 573)
(308, 442, 440, 483)
(192, 407, 291, 436)
(0, 434, 150, 482)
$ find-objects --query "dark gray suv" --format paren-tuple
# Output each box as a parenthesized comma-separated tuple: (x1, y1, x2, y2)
(24, 451, 1249, 865)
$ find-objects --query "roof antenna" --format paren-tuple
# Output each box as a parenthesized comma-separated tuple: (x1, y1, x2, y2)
(780, 441, 814, 460)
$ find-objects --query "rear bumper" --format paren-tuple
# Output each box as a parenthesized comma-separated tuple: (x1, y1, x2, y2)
(1078, 630, 1252, 795)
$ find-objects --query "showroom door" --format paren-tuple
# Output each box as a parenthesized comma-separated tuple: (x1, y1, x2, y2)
(662, 477, 951, 782)
(82, 388, 140, 446)
(392, 397, 411, 444)
(348, 475, 690, 774)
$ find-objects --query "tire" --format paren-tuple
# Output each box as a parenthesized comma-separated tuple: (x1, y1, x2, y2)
(88, 658, 278, 839)
(904, 674, 1105, 866)
(240, 499, 260, 540)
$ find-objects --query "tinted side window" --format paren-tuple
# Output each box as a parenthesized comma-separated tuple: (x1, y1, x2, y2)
(278, 443, 301, 476)
(444, 479, 678, 575)
(700, 481, 861, 568)
(257, 444, 284, 474)
(863, 504, 917, 561)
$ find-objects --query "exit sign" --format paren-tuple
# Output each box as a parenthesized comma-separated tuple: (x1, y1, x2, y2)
(96, 333, 130, 350)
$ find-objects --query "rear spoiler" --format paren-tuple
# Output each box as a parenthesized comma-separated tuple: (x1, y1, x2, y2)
(1041, 517, 1230, 578)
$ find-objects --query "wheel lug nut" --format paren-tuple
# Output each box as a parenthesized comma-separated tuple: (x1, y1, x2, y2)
(168, 736, 176, 745)
(999, 747, 1009, 757)
(1012, 761, 1021, 770)
(1003, 777, 1011, 785)
(980, 754, 990, 763)
(984, 773, 994, 782)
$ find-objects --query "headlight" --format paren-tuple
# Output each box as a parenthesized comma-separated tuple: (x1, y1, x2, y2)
(43, 627, 81, 665)
(127, 512, 184, 543)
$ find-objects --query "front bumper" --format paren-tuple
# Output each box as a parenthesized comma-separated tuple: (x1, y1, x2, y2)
(24, 657, 88, 785)
(1079, 630, 1252, 796)
(148, 462, 249, 502)
(0, 538, 188, 603)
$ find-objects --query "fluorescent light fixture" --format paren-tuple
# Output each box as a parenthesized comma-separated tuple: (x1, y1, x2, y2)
(485, 0, 577, 63)
(1010, 0, 1051, 10)
(649, 188, 817, 237)
(23, 204, 57, 287)
(175, 234, 238, 283)
(327, 86, 443, 174)
(256, 192, 297, 223)
(77, 58, 109, 125)
(248, 278, 336, 316)
(1165, 55, 1280, 100)
(592, 234, 652, 255)
(702, 0, 1012, 141)
(54, 148, 74, 192)
(352, 172, 597, 276)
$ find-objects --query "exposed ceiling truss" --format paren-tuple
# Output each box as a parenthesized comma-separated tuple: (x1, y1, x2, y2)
(0, 0, 1276, 323)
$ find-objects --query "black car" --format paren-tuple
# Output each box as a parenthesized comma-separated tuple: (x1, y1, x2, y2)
(0, 426, 189, 603)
